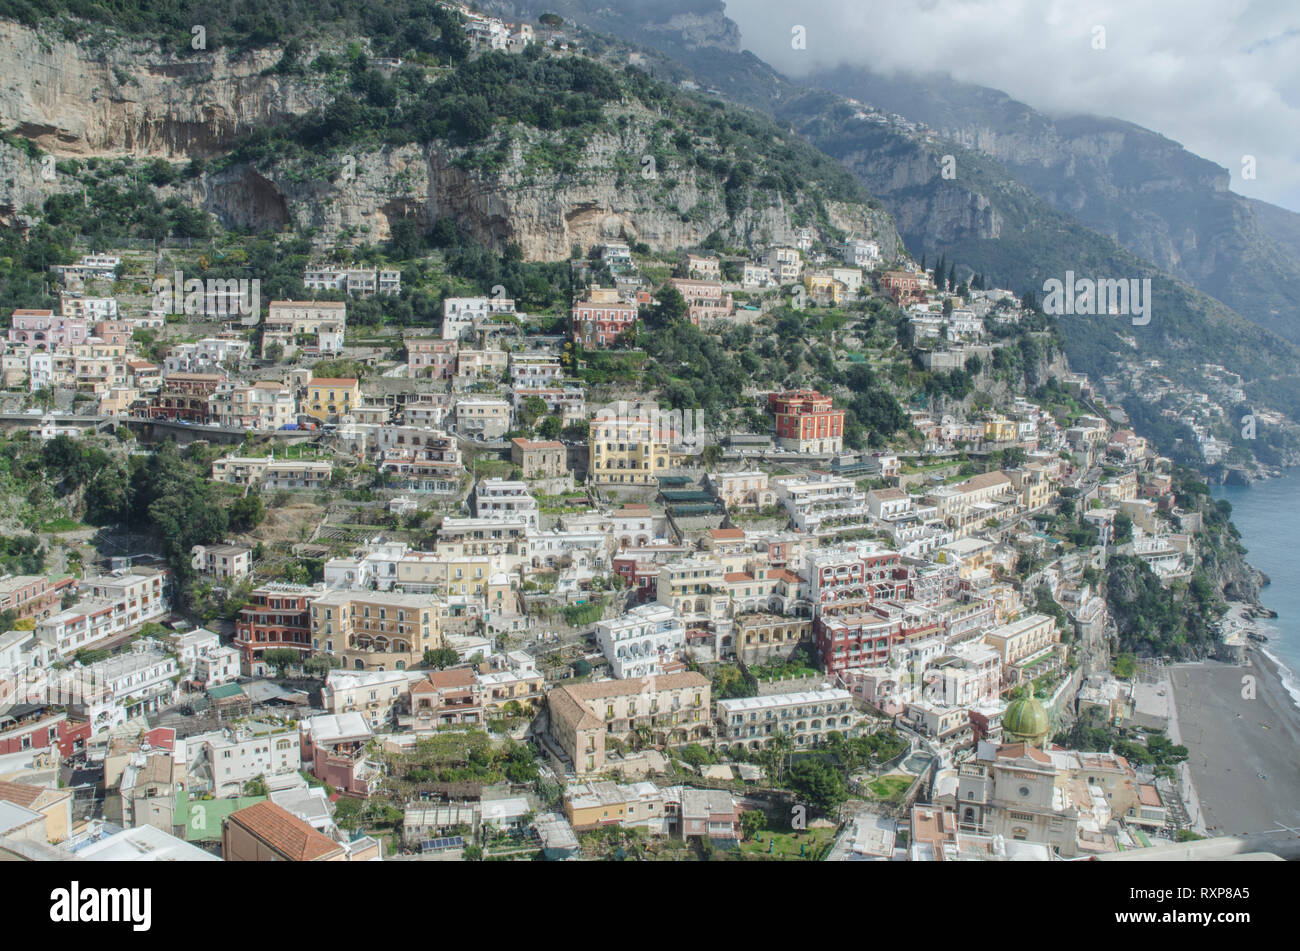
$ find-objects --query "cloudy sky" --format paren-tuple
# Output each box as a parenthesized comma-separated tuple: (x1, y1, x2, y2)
(723, 0, 1300, 213)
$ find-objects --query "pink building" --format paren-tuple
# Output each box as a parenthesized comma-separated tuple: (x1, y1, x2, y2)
(8, 310, 89, 349)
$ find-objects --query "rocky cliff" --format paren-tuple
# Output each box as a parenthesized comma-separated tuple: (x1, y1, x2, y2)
(0, 20, 901, 259)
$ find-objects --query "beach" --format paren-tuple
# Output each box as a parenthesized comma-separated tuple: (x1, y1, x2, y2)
(1167, 649, 1300, 837)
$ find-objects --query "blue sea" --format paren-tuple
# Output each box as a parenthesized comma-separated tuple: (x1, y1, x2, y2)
(1213, 471, 1300, 706)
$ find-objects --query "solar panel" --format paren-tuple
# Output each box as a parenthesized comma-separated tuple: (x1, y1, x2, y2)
(421, 835, 465, 852)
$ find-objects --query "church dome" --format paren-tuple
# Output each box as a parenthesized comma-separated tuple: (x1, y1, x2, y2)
(1003, 694, 1050, 745)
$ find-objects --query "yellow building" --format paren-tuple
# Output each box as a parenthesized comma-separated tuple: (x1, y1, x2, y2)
(983, 416, 1018, 442)
(802, 270, 845, 305)
(303, 377, 359, 422)
(547, 673, 711, 776)
(589, 414, 673, 485)
(309, 589, 445, 671)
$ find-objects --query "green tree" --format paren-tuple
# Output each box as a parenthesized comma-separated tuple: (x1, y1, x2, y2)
(262, 648, 299, 678)
(740, 809, 767, 841)
(423, 646, 460, 669)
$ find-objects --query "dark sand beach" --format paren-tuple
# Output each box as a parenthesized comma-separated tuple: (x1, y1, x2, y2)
(1169, 650, 1300, 837)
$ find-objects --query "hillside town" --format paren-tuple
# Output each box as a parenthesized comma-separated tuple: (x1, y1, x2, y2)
(0, 215, 1232, 863)
(0, 0, 1293, 873)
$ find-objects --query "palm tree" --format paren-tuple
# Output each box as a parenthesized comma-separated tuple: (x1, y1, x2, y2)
(770, 730, 794, 783)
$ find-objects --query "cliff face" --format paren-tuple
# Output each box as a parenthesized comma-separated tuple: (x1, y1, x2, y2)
(184, 119, 900, 258)
(0, 22, 327, 158)
(0, 20, 901, 258)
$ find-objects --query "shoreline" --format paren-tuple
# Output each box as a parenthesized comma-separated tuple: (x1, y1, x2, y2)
(1166, 649, 1300, 836)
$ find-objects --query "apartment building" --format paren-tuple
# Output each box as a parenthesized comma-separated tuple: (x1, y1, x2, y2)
(734, 613, 812, 666)
(547, 672, 711, 776)
(309, 590, 444, 672)
(715, 688, 860, 753)
(442, 296, 516, 341)
(302, 377, 359, 423)
(596, 603, 686, 679)
(571, 287, 638, 349)
(983, 613, 1060, 674)
(322, 669, 412, 727)
(190, 725, 302, 797)
(655, 558, 729, 625)
(473, 479, 539, 530)
(223, 800, 347, 862)
(742, 263, 776, 288)
(589, 413, 673, 485)
(509, 355, 564, 389)
(148, 372, 222, 423)
(191, 543, 253, 581)
(564, 780, 670, 833)
(679, 252, 722, 281)
(841, 238, 881, 269)
(510, 438, 568, 479)
(208, 380, 295, 430)
(301, 265, 400, 296)
(8, 310, 88, 348)
(0, 574, 73, 622)
(235, 584, 322, 675)
(512, 386, 586, 423)
(455, 397, 510, 439)
(776, 475, 870, 537)
(406, 336, 458, 379)
(409, 669, 483, 728)
(769, 390, 845, 454)
(705, 470, 775, 511)
(764, 247, 802, 284)
(262, 301, 347, 358)
(668, 278, 734, 324)
(37, 567, 171, 658)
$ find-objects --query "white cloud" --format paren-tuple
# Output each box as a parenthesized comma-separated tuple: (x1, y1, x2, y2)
(724, 0, 1300, 212)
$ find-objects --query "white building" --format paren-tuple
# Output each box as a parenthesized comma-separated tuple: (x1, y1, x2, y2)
(775, 475, 871, 537)
(191, 543, 253, 581)
(595, 603, 686, 679)
(64, 641, 179, 731)
(189, 725, 303, 797)
(196, 645, 241, 687)
(473, 479, 539, 530)
(716, 688, 859, 751)
(442, 297, 516, 341)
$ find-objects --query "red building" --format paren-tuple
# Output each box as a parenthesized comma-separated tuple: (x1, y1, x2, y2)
(768, 389, 845, 453)
(235, 584, 316, 676)
(410, 669, 484, 727)
(148, 372, 222, 423)
(0, 574, 74, 622)
(815, 611, 901, 678)
(571, 288, 638, 349)
(612, 555, 659, 601)
(880, 270, 924, 305)
(0, 705, 90, 759)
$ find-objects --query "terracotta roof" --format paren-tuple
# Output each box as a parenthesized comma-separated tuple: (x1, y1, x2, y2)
(996, 742, 1052, 765)
(558, 672, 708, 704)
(0, 779, 44, 808)
(427, 668, 477, 689)
(512, 438, 564, 449)
(709, 528, 744, 540)
(770, 569, 804, 584)
(227, 800, 344, 861)
(724, 572, 754, 583)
